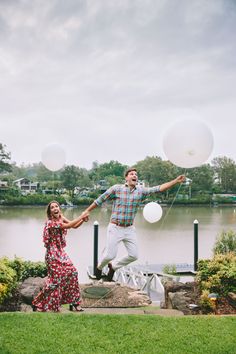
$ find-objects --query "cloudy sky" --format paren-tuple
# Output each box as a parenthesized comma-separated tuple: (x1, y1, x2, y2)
(1, 0, 236, 170)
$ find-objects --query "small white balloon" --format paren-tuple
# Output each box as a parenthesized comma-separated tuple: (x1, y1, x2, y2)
(143, 202, 163, 223)
(162, 119, 214, 168)
(41, 143, 66, 171)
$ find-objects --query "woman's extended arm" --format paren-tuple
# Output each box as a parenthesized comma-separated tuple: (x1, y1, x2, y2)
(61, 211, 89, 229)
(62, 215, 84, 229)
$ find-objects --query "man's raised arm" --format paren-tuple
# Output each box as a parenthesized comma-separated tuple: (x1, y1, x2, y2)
(159, 175, 185, 192)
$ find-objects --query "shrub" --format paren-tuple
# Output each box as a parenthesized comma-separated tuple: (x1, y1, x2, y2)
(20, 260, 47, 280)
(5, 257, 47, 281)
(72, 197, 94, 205)
(6, 257, 25, 280)
(0, 257, 47, 305)
(199, 289, 216, 313)
(0, 283, 8, 304)
(2, 193, 66, 206)
(197, 253, 236, 296)
(0, 259, 18, 304)
(162, 264, 177, 274)
(213, 229, 236, 255)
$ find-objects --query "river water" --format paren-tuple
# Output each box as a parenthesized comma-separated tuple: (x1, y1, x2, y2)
(0, 205, 235, 283)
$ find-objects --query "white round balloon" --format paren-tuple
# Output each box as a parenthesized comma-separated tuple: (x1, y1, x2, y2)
(143, 202, 163, 223)
(162, 119, 214, 168)
(41, 143, 66, 171)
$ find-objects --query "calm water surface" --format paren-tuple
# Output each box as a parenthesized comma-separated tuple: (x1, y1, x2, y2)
(0, 205, 236, 283)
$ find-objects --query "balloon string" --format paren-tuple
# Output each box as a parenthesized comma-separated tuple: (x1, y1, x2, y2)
(158, 183, 183, 230)
(158, 170, 186, 230)
(86, 283, 119, 308)
(53, 172, 55, 198)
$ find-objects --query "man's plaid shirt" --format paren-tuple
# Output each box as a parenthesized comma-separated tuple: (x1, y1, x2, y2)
(94, 184, 161, 225)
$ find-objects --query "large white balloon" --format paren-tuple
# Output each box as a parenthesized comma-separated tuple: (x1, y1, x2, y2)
(143, 202, 163, 223)
(41, 143, 66, 171)
(162, 119, 214, 168)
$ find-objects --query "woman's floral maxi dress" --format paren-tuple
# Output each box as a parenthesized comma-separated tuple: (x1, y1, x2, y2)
(32, 218, 81, 312)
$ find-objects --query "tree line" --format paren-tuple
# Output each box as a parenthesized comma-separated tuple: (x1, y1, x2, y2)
(1, 142, 236, 201)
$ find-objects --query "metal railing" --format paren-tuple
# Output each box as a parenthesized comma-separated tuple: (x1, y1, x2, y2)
(114, 267, 165, 303)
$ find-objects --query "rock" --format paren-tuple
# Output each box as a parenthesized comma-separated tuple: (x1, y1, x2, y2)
(18, 277, 46, 305)
(168, 292, 192, 315)
(162, 280, 201, 315)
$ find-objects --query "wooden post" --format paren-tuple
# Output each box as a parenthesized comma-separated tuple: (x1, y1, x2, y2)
(93, 221, 99, 275)
(194, 219, 199, 271)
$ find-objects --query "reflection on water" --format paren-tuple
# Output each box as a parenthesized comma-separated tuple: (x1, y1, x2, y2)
(0, 205, 236, 283)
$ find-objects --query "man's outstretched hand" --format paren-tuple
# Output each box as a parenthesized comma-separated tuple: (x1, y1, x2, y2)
(176, 175, 186, 183)
(81, 210, 89, 222)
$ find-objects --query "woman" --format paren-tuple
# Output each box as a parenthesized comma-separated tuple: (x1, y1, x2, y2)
(32, 201, 88, 312)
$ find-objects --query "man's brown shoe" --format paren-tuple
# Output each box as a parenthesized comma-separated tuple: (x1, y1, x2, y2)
(107, 263, 115, 281)
(95, 267, 102, 280)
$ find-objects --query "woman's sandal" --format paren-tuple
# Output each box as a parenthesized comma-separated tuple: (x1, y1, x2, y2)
(69, 304, 84, 312)
(32, 305, 44, 312)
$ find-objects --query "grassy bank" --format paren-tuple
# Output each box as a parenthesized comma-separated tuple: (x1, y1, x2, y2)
(0, 313, 236, 353)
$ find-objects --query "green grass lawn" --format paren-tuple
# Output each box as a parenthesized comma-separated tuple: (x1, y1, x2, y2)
(0, 313, 235, 354)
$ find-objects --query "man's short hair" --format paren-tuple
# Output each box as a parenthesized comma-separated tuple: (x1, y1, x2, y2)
(125, 167, 137, 177)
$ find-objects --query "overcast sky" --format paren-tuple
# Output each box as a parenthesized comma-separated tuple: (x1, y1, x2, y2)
(1, 0, 236, 170)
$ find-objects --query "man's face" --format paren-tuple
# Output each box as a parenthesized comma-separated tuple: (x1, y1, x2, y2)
(126, 170, 138, 187)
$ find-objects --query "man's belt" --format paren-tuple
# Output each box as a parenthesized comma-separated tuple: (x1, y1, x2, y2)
(111, 221, 133, 227)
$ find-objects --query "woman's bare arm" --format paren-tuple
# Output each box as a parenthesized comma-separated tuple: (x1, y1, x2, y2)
(60, 211, 89, 229)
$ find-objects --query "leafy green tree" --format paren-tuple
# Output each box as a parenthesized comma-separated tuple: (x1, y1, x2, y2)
(90, 160, 127, 184)
(106, 175, 124, 186)
(43, 180, 62, 192)
(211, 156, 236, 193)
(135, 156, 178, 186)
(0, 143, 12, 174)
(185, 164, 214, 195)
(60, 165, 80, 197)
(134, 156, 181, 200)
(77, 168, 93, 188)
(30, 163, 58, 182)
(10, 164, 28, 180)
(10, 162, 57, 182)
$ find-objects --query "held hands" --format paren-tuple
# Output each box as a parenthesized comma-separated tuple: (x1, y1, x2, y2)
(81, 210, 90, 222)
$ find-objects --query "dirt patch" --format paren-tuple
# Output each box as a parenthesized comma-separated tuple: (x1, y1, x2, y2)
(217, 297, 236, 315)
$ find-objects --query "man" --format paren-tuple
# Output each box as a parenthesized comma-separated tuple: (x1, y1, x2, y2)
(83, 168, 185, 281)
